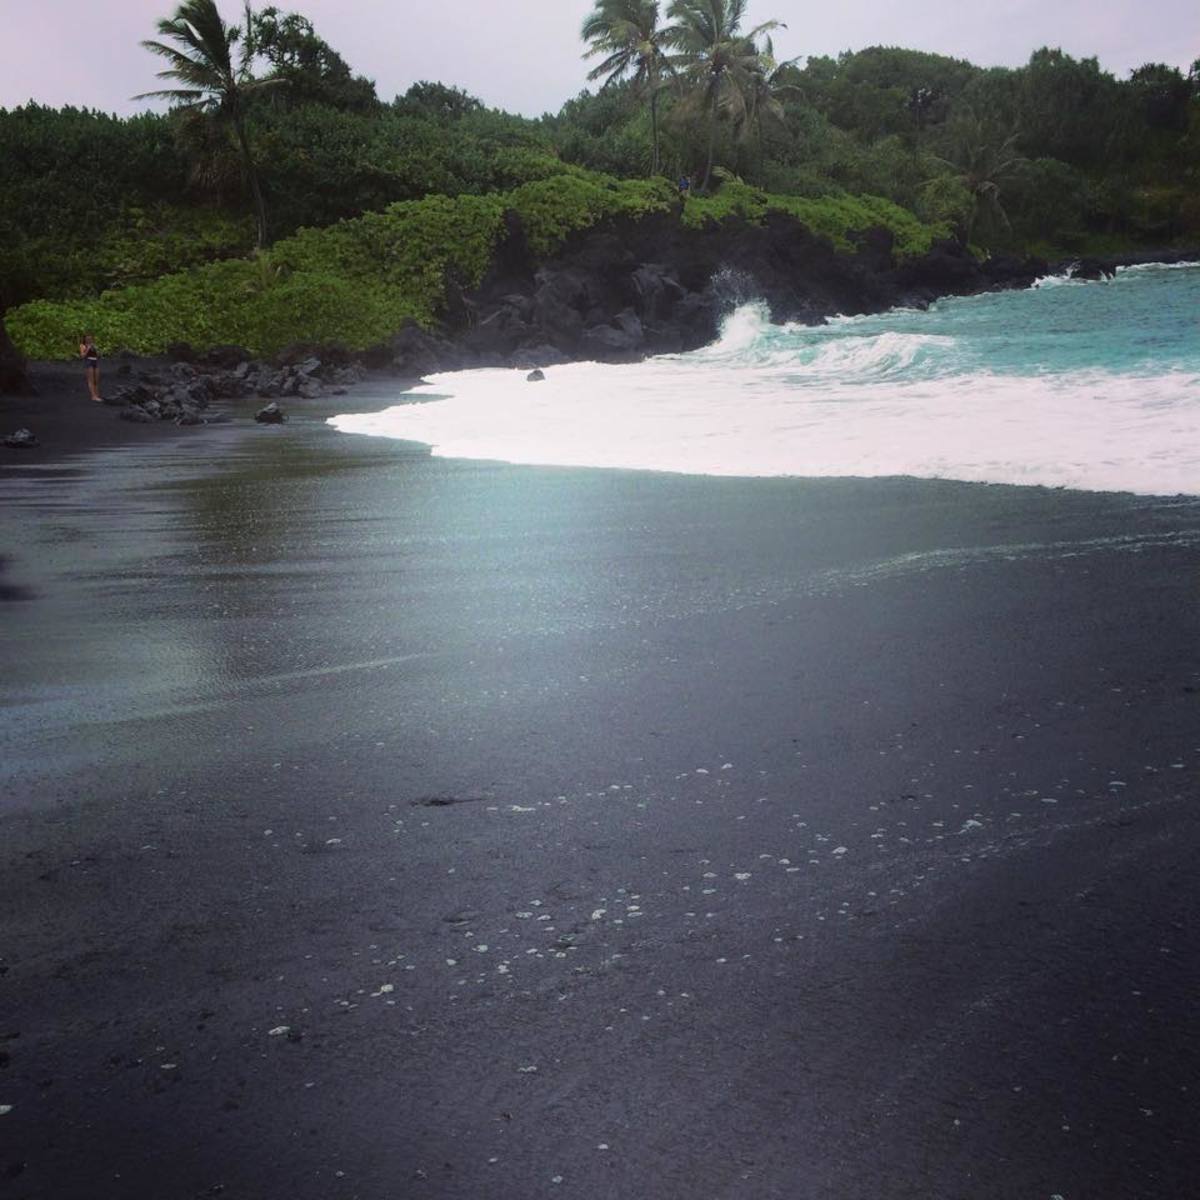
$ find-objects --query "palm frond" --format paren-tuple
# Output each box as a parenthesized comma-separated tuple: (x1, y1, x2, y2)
(132, 89, 213, 109)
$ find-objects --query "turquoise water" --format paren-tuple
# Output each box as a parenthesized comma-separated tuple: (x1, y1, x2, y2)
(814, 262, 1200, 379)
(332, 263, 1200, 495)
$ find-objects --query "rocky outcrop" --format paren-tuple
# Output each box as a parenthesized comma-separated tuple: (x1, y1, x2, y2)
(357, 210, 1066, 379)
(104, 350, 367, 426)
(1069, 257, 1117, 281)
(112, 362, 219, 425)
(981, 253, 1051, 289)
(247, 353, 366, 398)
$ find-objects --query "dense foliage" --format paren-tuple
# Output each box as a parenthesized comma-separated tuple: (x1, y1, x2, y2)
(0, 104, 250, 308)
(8, 173, 677, 357)
(680, 181, 951, 256)
(3, 0, 1197, 357)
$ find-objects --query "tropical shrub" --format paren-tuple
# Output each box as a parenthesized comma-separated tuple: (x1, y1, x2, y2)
(682, 181, 951, 256)
(510, 173, 676, 255)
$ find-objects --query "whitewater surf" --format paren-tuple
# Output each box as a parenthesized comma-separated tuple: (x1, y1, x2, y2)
(330, 262, 1200, 496)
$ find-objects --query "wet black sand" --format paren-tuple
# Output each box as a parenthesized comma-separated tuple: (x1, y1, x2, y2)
(0, 361, 199, 463)
(0, 360, 412, 468)
(1, 407, 1199, 1199)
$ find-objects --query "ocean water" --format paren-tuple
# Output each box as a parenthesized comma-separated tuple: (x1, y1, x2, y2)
(330, 262, 1200, 495)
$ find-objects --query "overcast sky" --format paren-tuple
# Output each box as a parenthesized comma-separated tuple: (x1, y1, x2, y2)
(1, 1, 1196, 117)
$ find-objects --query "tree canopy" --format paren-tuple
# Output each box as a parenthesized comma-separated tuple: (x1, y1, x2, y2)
(2, 1, 1197, 316)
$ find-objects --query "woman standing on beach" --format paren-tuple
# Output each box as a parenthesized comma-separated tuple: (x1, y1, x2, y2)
(79, 333, 101, 402)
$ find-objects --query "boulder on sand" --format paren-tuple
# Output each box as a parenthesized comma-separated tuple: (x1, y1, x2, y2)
(255, 402, 287, 424)
(3, 427, 38, 448)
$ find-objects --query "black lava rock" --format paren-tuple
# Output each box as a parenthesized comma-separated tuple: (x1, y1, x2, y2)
(254, 402, 287, 424)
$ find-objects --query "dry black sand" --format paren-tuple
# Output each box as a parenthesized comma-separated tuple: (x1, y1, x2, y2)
(1, 387, 1199, 1199)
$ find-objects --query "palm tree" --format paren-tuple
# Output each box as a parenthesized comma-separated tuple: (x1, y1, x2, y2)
(733, 36, 799, 157)
(582, 0, 672, 174)
(932, 109, 1028, 243)
(173, 105, 246, 201)
(664, 0, 783, 192)
(136, 0, 277, 248)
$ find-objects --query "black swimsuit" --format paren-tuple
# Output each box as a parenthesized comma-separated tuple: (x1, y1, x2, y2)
(83, 345, 98, 368)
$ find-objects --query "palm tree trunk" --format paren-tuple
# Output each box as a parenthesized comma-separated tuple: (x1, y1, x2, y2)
(233, 112, 268, 250)
(702, 90, 718, 192)
(965, 196, 979, 245)
(650, 90, 660, 176)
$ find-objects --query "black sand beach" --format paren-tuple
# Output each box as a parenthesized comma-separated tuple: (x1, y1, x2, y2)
(2, 388, 1199, 1199)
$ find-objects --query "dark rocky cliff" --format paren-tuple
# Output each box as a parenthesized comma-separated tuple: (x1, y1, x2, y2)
(367, 210, 1056, 377)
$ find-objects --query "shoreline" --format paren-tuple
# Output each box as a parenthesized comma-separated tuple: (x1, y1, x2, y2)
(4, 248, 1197, 478)
(0, 358, 419, 469)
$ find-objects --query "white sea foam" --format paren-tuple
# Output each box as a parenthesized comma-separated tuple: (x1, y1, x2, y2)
(1030, 273, 1082, 289)
(1116, 259, 1199, 273)
(330, 300, 1200, 496)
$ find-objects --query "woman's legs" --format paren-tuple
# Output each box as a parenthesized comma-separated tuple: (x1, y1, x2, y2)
(86, 365, 100, 401)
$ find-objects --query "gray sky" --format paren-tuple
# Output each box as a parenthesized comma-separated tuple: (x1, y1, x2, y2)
(1, 1, 1196, 117)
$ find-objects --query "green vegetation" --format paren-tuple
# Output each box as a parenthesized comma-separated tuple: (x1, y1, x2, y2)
(8, 173, 681, 358)
(680, 181, 951, 256)
(3, 0, 1198, 358)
